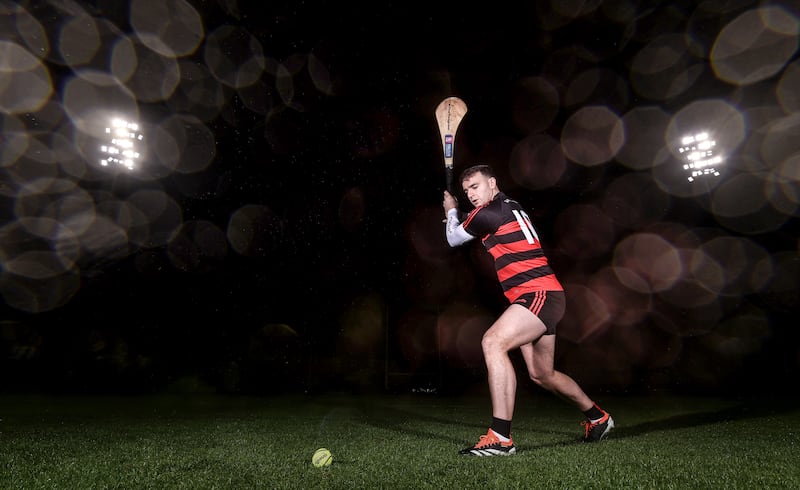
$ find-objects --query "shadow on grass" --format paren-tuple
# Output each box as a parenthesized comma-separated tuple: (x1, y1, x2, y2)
(354, 397, 483, 446)
(609, 397, 799, 441)
(350, 394, 800, 452)
(520, 396, 800, 451)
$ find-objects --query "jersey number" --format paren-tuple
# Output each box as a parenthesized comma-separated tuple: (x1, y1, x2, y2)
(512, 209, 539, 244)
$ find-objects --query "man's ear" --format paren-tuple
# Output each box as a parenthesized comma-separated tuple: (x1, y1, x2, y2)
(488, 177, 497, 189)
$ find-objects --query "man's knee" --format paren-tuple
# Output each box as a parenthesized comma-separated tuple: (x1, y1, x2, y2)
(529, 370, 555, 389)
(481, 331, 506, 354)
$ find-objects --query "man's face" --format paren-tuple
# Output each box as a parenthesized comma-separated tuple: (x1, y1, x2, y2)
(462, 173, 497, 208)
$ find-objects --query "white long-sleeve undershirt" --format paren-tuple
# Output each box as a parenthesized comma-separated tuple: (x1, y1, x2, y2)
(445, 208, 475, 247)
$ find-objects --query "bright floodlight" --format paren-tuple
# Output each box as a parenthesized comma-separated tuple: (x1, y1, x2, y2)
(100, 118, 143, 170)
(678, 131, 722, 182)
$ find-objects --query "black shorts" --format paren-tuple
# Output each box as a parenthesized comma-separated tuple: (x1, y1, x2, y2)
(509, 290, 565, 335)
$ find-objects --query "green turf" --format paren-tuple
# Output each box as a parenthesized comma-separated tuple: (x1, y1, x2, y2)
(1, 392, 798, 489)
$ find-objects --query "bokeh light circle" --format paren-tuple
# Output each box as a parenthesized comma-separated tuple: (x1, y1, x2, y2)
(561, 105, 624, 166)
(710, 6, 800, 86)
(129, 0, 204, 58)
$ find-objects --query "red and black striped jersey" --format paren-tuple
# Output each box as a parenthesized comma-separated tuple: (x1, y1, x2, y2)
(462, 192, 563, 295)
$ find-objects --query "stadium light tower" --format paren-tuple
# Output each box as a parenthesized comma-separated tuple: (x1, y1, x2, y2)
(678, 131, 722, 182)
(100, 118, 143, 170)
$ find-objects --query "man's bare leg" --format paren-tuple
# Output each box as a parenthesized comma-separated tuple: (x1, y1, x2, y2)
(481, 304, 547, 420)
(520, 336, 594, 411)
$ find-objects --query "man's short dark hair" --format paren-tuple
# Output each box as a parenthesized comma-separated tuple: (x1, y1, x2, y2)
(460, 164, 495, 182)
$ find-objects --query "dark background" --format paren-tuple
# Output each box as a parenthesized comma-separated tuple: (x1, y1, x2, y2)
(1, 0, 798, 397)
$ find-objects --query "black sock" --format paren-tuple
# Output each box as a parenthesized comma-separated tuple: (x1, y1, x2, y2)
(583, 403, 605, 421)
(491, 417, 512, 438)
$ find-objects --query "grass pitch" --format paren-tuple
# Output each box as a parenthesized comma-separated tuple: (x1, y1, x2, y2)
(1, 391, 798, 489)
